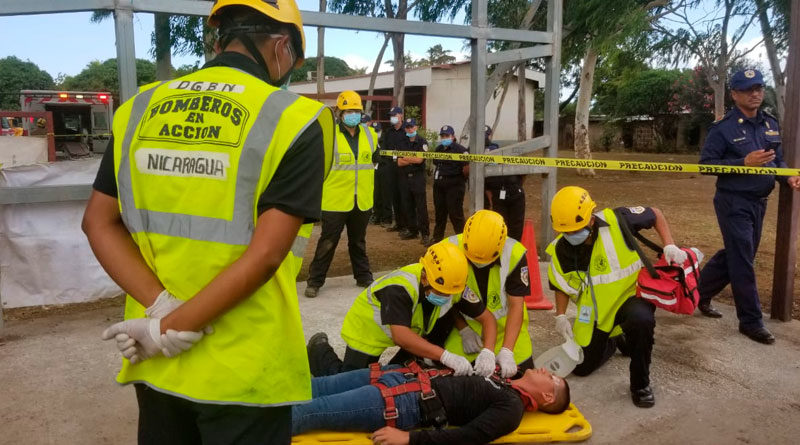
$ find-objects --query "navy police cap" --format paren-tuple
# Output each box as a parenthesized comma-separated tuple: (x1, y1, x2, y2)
(730, 69, 764, 91)
(439, 125, 455, 135)
(404, 118, 417, 127)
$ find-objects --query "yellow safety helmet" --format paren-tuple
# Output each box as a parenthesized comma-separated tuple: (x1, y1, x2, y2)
(36, 118, 46, 128)
(462, 210, 507, 264)
(550, 186, 596, 232)
(208, 0, 306, 63)
(420, 242, 468, 295)
(337, 90, 363, 111)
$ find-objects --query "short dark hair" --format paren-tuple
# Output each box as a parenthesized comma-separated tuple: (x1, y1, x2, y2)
(539, 378, 570, 414)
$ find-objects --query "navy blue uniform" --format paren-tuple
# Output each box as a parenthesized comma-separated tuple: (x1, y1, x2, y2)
(378, 125, 409, 229)
(698, 107, 785, 330)
(432, 141, 468, 242)
(400, 136, 430, 238)
(484, 142, 526, 240)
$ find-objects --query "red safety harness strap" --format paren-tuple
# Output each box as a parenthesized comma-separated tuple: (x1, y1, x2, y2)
(368, 361, 452, 427)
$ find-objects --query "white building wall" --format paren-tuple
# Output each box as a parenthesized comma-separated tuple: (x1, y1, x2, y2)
(426, 63, 537, 142)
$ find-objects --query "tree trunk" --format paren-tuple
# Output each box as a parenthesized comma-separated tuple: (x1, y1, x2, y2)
(391, 33, 406, 108)
(573, 48, 598, 176)
(154, 13, 172, 81)
(676, 114, 687, 150)
(755, 0, 785, 120)
(491, 73, 512, 134)
(316, 0, 327, 95)
(712, 79, 726, 121)
(517, 64, 526, 142)
(365, 34, 391, 115)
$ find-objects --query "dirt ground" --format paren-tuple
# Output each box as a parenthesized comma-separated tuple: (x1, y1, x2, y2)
(301, 149, 799, 320)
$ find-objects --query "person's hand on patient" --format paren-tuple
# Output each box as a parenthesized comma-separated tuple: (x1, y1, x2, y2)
(371, 426, 409, 445)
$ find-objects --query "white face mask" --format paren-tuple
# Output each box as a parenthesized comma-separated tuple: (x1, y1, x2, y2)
(390, 116, 400, 125)
(564, 228, 591, 246)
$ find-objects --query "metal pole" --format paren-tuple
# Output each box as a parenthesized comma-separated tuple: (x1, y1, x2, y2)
(469, 0, 488, 213)
(114, 4, 138, 102)
(770, 0, 800, 321)
(540, 0, 562, 251)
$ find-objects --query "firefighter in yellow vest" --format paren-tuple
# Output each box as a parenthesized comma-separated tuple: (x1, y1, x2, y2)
(547, 186, 687, 409)
(307, 242, 499, 378)
(443, 210, 534, 378)
(83, 1, 334, 443)
(305, 91, 376, 298)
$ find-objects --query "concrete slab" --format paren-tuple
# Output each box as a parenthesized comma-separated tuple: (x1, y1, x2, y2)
(1, 264, 799, 444)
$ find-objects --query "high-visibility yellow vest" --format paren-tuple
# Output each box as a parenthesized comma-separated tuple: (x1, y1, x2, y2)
(546, 208, 642, 347)
(322, 124, 376, 211)
(111, 66, 334, 406)
(341, 263, 460, 357)
(443, 234, 533, 364)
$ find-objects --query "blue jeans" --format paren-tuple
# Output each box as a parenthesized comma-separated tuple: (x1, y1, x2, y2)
(291, 368, 421, 435)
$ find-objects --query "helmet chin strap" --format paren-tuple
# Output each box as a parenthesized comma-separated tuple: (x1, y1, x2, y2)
(233, 32, 274, 84)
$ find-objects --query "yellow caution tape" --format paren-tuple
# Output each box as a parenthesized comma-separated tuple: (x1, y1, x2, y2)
(43, 132, 113, 138)
(381, 150, 800, 177)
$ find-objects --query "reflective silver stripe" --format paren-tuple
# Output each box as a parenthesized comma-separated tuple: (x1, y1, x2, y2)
(119, 88, 302, 245)
(595, 212, 622, 271)
(549, 262, 579, 296)
(446, 234, 459, 245)
(493, 239, 517, 319)
(363, 124, 375, 154)
(591, 260, 642, 285)
(330, 164, 375, 171)
(366, 270, 418, 339)
(290, 234, 309, 258)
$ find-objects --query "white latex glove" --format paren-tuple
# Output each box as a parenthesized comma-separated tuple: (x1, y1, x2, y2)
(663, 244, 688, 265)
(473, 348, 496, 377)
(496, 347, 517, 378)
(459, 326, 483, 355)
(555, 314, 574, 342)
(102, 318, 163, 364)
(145, 290, 214, 334)
(160, 329, 204, 358)
(440, 350, 474, 376)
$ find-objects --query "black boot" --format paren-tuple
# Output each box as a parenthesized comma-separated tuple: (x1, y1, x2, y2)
(631, 386, 655, 408)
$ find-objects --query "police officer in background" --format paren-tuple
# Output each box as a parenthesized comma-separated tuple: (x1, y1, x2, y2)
(398, 118, 431, 245)
(305, 91, 376, 298)
(697, 69, 800, 344)
(431, 125, 468, 245)
(362, 114, 383, 225)
(484, 125, 526, 241)
(379, 107, 408, 231)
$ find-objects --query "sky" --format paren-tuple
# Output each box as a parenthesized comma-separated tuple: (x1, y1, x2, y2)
(0, 0, 775, 84)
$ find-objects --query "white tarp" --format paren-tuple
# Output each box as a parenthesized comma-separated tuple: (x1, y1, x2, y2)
(0, 159, 121, 308)
(0, 136, 48, 168)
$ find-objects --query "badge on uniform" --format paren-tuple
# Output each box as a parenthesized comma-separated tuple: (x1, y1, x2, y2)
(521, 266, 529, 287)
(499, 189, 507, 200)
(578, 305, 592, 324)
(462, 287, 481, 304)
(422, 144, 428, 151)
(627, 206, 645, 214)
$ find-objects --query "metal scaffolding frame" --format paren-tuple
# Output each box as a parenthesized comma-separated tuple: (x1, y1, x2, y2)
(0, 0, 562, 248)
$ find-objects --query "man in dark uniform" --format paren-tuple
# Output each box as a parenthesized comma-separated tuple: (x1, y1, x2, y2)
(697, 69, 800, 344)
(431, 124, 468, 245)
(484, 126, 526, 240)
(378, 107, 408, 231)
(363, 114, 383, 225)
(398, 118, 430, 245)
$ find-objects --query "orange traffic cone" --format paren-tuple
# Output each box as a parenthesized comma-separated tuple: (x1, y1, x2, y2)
(520, 219, 553, 310)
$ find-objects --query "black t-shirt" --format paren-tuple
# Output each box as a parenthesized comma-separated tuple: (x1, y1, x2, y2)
(339, 122, 360, 157)
(409, 375, 525, 445)
(375, 283, 486, 332)
(433, 141, 468, 177)
(379, 125, 408, 163)
(548, 206, 656, 290)
(400, 136, 429, 174)
(92, 51, 325, 223)
(471, 253, 530, 301)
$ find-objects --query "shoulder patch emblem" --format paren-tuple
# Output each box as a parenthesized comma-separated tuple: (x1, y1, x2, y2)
(592, 256, 609, 273)
(521, 266, 530, 287)
(744, 70, 756, 78)
(627, 206, 645, 214)
(462, 287, 481, 304)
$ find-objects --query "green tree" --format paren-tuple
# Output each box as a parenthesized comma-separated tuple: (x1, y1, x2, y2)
(60, 59, 156, 104)
(613, 69, 684, 117)
(0, 56, 55, 110)
(426, 44, 456, 65)
(290, 57, 357, 83)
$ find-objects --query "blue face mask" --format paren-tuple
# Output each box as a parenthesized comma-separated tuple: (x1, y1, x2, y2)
(425, 292, 449, 306)
(406, 131, 417, 138)
(440, 138, 452, 146)
(564, 228, 591, 246)
(342, 113, 361, 127)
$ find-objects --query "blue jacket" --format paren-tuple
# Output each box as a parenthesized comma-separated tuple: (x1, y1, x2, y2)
(699, 107, 786, 197)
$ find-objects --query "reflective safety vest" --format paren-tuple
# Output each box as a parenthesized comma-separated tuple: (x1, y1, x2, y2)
(443, 234, 533, 364)
(111, 66, 334, 406)
(341, 263, 460, 357)
(322, 124, 376, 212)
(546, 208, 642, 347)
